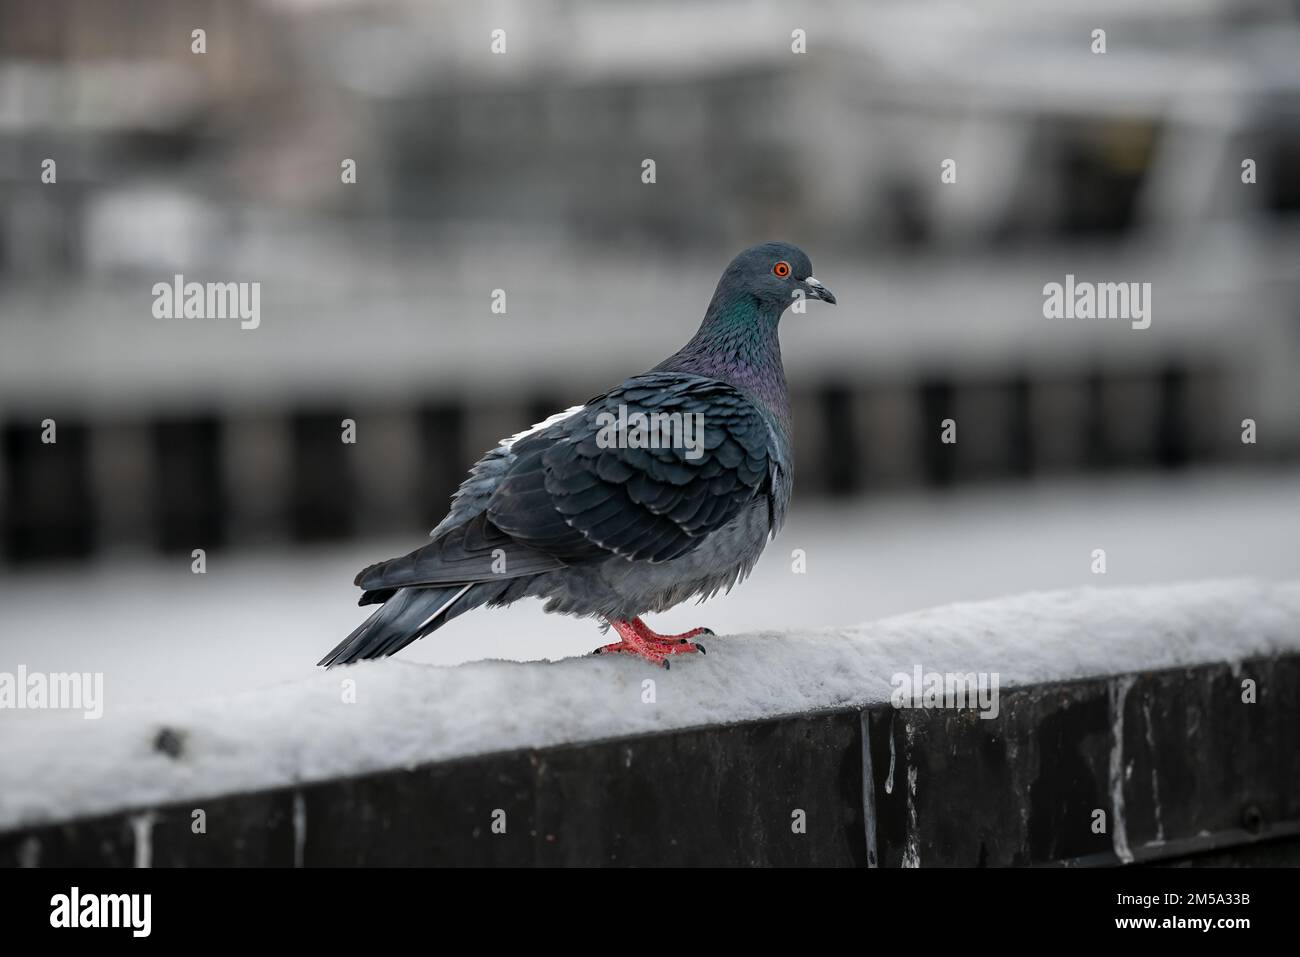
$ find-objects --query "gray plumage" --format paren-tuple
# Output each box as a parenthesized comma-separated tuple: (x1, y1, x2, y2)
(319, 241, 834, 666)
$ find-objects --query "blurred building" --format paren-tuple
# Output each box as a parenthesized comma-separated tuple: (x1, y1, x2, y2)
(1, 0, 1298, 563)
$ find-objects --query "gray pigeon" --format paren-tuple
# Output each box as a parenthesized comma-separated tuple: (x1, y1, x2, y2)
(319, 241, 835, 667)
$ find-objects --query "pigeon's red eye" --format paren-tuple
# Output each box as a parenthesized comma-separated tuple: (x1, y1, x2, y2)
(772, 261, 791, 278)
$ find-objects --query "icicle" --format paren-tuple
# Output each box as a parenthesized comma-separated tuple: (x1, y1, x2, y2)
(131, 811, 156, 869)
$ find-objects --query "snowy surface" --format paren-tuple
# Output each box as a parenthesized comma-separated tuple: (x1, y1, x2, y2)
(1, 576, 1298, 832)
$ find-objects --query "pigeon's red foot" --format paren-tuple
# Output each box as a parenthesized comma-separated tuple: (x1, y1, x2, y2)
(632, 618, 713, 646)
(593, 617, 710, 668)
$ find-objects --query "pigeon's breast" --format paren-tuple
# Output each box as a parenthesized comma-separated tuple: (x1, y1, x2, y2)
(532, 498, 774, 619)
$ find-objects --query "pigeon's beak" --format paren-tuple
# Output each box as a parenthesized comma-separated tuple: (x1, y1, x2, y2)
(802, 276, 836, 305)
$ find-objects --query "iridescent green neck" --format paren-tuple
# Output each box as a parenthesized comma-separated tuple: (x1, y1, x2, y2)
(659, 292, 790, 428)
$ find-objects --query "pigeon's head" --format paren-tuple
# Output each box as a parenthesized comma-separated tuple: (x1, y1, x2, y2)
(718, 241, 836, 313)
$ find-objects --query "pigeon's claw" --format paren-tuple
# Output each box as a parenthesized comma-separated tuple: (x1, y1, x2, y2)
(593, 618, 708, 666)
(631, 618, 711, 651)
(594, 619, 670, 667)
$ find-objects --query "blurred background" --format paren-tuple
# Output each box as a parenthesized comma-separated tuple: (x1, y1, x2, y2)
(1, 0, 1299, 705)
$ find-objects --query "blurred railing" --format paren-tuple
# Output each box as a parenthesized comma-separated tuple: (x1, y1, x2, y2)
(5, 359, 1283, 564)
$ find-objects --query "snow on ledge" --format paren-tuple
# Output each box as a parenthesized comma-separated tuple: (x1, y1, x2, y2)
(2, 578, 1299, 832)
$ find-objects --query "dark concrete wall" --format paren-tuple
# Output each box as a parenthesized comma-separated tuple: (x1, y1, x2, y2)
(3, 655, 1297, 867)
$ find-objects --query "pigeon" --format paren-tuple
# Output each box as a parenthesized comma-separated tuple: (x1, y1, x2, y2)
(318, 241, 835, 668)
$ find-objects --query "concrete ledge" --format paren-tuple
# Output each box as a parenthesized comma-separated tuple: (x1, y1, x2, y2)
(2, 579, 1298, 865)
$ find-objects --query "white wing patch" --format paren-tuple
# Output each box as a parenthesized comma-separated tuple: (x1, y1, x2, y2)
(499, 405, 585, 451)
(427, 405, 586, 537)
(415, 582, 474, 632)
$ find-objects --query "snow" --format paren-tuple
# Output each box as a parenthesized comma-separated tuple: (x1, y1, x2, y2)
(1, 577, 1298, 833)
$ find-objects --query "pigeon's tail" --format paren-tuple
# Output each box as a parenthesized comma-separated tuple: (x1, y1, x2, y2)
(318, 582, 480, 667)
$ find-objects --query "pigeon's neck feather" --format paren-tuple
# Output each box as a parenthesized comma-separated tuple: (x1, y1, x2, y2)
(660, 293, 790, 429)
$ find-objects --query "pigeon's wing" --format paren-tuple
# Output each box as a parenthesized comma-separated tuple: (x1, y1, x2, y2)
(352, 374, 773, 594)
(487, 372, 774, 564)
(428, 406, 585, 540)
(354, 510, 569, 594)
(353, 407, 585, 598)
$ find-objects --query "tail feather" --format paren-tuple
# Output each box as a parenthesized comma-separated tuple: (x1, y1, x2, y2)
(318, 583, 473, 667)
